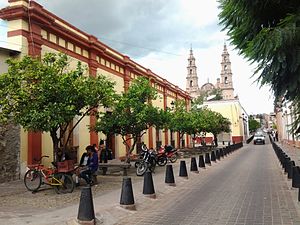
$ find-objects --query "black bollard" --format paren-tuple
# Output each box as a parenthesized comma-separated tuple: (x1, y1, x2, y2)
(288, 161, 295, 179)
(198, 155, 206, 169)
(120, 177, 135, 210)
(292, 166, 300, 188)
(165, 164, 176, 186)
(284, 157, 291, 174)
(205, 152, 211, 165)
(211, 151, 216, 162)
(179, 160, 188, 178)
(216, 149, 221, 160)
(143, 171, 156, 198)
(77, 186, 95, 224)
(220, 148, 224, 158)
(190, 157, 199, 173)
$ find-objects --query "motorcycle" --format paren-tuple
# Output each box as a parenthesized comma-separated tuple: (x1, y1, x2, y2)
(160, 145, 178, 163)
(136, 144, 157, 176)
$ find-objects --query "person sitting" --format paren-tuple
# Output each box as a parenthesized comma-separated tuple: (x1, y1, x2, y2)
(80, 145, 99, 185)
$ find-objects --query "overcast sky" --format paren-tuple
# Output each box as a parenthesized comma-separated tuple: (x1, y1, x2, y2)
(0, 0, 274, 114)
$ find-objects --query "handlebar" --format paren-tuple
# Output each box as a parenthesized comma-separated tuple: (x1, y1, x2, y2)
(33, 155, 49, 164)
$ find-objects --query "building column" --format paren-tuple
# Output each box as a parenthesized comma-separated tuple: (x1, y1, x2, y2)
(88, 41, 99, 146)
(27, 17, 42, 164)
(163, 85, 168, 145)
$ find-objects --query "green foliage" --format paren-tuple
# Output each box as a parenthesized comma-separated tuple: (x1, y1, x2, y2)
(248, 118, 260, 133)
(218, 0, 300, 132)
(95, 77, 166, 160)
(0, 53, 116, 154)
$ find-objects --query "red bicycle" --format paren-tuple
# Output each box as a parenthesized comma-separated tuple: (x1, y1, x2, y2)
(24, 156, 75, 194)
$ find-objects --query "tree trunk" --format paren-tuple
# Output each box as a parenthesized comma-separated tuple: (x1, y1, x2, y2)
(50, 129, 60, 162)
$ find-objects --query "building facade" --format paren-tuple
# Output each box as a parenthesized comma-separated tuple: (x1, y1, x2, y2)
(0, 0, 191, 175)
(186, 44, 249, 143)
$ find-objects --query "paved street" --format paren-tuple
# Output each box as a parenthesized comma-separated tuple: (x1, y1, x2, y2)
(1, 141, 300, 225)
(115, 141, 300, 225)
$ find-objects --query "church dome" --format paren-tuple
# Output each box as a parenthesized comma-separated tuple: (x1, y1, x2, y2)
(201, 83, 215, 92)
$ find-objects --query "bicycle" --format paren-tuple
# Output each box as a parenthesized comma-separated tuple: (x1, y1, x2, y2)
(24, 155, 75, 194)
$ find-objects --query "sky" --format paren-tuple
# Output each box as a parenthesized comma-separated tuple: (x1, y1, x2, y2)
(0, 0, 275, 114)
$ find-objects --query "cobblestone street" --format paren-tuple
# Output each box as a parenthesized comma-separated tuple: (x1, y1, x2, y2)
(1, 141, 300, 225)
(115, 141, 300, 225)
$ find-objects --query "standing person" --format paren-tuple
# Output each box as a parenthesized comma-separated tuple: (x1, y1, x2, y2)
(275, 131, 279, 142)
(80, 145, 99, 185)
(98, 139, 105, 162)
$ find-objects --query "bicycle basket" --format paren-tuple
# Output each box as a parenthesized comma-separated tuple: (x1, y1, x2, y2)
(57, 160, 74, 172)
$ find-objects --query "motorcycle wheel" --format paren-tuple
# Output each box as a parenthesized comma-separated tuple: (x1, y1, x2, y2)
(135, 161, 140, 168)
(169, 154, 178, 163)
(136, 161, 148, 176)
(157, 156, 167, 166)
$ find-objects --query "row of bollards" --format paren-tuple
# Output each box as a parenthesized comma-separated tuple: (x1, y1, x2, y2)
(271, 139, 300, 202)
(77, 142, 243, 224)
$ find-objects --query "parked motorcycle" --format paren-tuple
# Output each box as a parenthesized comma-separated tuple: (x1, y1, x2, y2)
(161, 145, 178, 163)
(136, 144, 156, 176)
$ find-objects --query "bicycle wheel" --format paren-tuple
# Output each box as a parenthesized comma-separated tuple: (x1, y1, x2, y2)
(53, 173, 75, 194)
(24, 169, 42, 192)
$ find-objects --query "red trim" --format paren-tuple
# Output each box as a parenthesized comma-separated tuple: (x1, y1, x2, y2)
(89, 114, 98, 146)
(164, 129, 168, 145)
(186, 134, 190, 147)
(8, 29, 29, 37)
(27, 132, 42, 165)
(232, 136, 243, 143)
(148, 127, 153, 149)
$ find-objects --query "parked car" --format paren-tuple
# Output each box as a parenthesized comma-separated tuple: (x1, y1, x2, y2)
(253, 133, 265, 145)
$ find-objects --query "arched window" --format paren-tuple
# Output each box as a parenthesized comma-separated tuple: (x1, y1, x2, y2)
(224, 65, 227, 70)
(190, 80, 193, 87)
(225, 77, 228, 84)
(190, 69, 192, 74)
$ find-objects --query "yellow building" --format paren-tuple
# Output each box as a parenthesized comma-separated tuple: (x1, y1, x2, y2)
(202, 99, 249, 143)
(0, 0, 191, 175)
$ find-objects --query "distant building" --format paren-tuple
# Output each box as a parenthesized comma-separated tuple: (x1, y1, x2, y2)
(186, 44, 249, 143)
(186, 44, 235, 100)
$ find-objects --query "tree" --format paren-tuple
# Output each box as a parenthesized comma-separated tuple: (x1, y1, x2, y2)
(0, 53, 116, 159)
(168, 100, 191, 148)
(218, 0, 300, 132)
(249, 118, 261, 133)
(95, 77, 166, 162)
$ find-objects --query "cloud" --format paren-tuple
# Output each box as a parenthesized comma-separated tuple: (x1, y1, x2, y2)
(35, 0, 221, 58)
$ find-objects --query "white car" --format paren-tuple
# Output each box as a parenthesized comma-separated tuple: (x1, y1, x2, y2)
(253, 133, 265, 145)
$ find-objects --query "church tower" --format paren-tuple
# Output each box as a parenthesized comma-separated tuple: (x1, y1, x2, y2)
(186, 47, 199, 98)
(220, 43, 234, 100)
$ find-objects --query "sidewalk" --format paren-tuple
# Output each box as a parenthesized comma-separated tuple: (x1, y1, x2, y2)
(276, 141, 300, 166)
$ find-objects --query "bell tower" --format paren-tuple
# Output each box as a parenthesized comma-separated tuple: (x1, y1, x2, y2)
(186, 47, 199, 98)
(220, 43, 234, 99)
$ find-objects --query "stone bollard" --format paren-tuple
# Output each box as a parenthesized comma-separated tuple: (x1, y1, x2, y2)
(143, 171, 156, 198)
(190, 157, 199, 173)
(165, 164, 176, 186)
(210, 151, 216, 162)
(120, 177, 135, 210)
(198, 155, 206, 169)
(77, 186, 95, 225)
(179, 160, 188, 178)
(205, 152, 211, 165)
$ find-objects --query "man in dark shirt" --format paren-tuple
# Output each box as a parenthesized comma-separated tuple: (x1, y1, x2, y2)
(80, 145, 99, 185)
